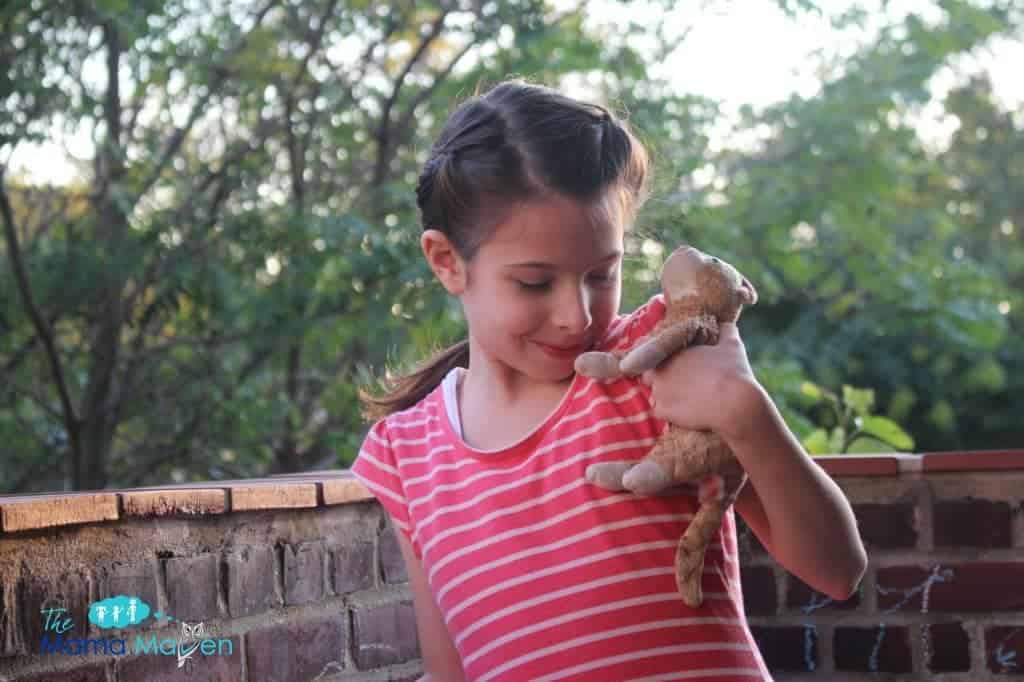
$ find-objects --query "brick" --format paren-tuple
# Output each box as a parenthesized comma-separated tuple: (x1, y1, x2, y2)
(736, 517, 766, 556)
(854, 502, 917, 549)
(121, 488, 226, 518)
(740, 566, 776, 615)
(332, 541, 374, 594)
(116, 636, 241, 681)
(226, 545, 278, 617)
(284, 542, 325, 605)
(323, 477, 374, 505)
(96, 561, 159, 631)
(928, 622, 970, 672)
(1, 584, 15, 657)
(787, 576, 860, 612)
(353, 601, 419, 669)
(0, 493, 118, 532)
(246, 616, 346, 681)
(19, 572, 91, 648)
(987, 626, 1024, 674)
(19, 663, 108, 681)
(165, 554, 220, 621)
(877, 563, 1024, 612)
(934, 498, 1013, 548)
(380, 528, 408, 584)
(834, 626, 912, 673)
(229, 482, 317, 511)
(750, 625, 817, 673)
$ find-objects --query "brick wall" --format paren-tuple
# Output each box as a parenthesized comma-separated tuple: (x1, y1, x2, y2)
(0, 451, 1022, 681)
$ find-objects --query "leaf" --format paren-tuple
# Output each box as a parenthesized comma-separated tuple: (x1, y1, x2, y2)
(858, 416, 914, 450)
(802, 428, 831, 455)
(842, 385, 875, 416)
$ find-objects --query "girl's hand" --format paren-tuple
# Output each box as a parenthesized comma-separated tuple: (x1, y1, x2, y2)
(640, 322, 763, 439)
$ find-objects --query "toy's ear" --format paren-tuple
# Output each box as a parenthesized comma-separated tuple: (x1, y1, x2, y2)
(421, 229, 468, 295)
(738, 276, 758, 305)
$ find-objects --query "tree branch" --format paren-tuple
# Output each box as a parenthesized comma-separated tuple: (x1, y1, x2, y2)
(0, 170, 80, 440)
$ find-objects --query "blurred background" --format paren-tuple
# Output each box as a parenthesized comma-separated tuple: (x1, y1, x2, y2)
(1, 0, 1021, 493)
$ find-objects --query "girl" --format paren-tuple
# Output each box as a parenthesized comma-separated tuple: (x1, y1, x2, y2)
(353, 79, 866, 681)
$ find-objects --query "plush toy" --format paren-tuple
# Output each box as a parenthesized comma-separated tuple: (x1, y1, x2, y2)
(574, 245, 758, 607)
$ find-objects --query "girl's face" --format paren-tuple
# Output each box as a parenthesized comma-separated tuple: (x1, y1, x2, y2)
(458, 194, 624, 384)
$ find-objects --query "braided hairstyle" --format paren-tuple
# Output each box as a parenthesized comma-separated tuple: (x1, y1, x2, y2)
(361, 79, 650, 419)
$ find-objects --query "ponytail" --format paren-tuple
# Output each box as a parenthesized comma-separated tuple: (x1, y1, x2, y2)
(359, 340, 470, 421)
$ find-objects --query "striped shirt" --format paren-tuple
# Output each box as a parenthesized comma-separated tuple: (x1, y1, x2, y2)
(352, 295, 771, 681)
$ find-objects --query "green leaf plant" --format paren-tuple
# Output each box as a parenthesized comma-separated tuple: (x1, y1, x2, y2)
(800, 383, 915, 455)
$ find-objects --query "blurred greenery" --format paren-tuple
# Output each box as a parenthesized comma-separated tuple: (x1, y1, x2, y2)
(1, 0, 1021, 492)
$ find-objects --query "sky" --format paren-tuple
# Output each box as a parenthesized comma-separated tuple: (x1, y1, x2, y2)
(7, 0, 1023, 185)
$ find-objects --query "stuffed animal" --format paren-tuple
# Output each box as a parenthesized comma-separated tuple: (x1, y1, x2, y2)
(574, 245, 758, 607)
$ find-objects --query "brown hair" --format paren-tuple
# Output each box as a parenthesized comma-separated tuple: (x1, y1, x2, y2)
(360, 79, 650, 420)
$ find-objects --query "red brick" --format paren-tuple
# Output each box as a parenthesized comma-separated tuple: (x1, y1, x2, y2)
(115, 636, 241, 681)
(923, 449, 1024, 472)
(934, 498, 1013, 548)
(353, 601, 420, 669)
(19, 663, 109, 681)
(19, 572, 91, 649)
(226, 545, 279, 617)
(736, 517, 767, 556)
(834, 626, 912, 673)
(928, 622, 970, 672)
(987, 626, 1024, 674)
(245, 616, 346, 680)
(740, 566, 776, 615)
(379, 528, 408, 584)
(165, 554, 220, 621)
(877, 563, 1024, 612)
(787, 576, 860, 612)
(96, 561, 159, 632)
(750, 625, 817, 672)
(284, 542, 325, 605)
(332, 541, 374, 594)
(0, 493, 119, 532)
(853, 502, 917, 549)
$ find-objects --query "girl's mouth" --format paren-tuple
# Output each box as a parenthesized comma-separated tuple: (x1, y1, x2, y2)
(534, 341, 588, 359)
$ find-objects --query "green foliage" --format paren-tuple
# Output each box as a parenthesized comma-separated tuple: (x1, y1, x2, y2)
(1, 0, 1021, 492)
(800, 383, 915, 454)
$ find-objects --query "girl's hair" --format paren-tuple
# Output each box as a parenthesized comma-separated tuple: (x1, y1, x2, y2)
(360, 79, 650, 420)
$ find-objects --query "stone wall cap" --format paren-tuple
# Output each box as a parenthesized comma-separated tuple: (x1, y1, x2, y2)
(2, 451, 1022, 534)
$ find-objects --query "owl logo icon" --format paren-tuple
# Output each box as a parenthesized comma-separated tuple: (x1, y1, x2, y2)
(177, 621, 206, 668)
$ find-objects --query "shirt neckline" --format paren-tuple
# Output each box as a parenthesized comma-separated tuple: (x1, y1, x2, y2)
(436, 369, 582, 462)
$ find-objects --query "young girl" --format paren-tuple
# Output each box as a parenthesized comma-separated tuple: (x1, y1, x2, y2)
(353, 80, 866, 681)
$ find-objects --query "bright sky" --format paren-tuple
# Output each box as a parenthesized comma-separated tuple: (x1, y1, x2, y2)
(8, 0, 1023, 185)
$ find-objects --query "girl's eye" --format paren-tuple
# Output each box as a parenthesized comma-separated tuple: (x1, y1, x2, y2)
(517, 280, 551, 292)
(588, 271, 617, 285)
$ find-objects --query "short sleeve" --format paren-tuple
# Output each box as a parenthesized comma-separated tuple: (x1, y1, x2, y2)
(350, 419, 415, 543)
(599, 293, 666, 353)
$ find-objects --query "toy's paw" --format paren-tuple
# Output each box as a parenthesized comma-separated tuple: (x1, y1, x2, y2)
(585, 462, 635, 491)
(574, 352, 623, 380)
(622, 460, 672, 495)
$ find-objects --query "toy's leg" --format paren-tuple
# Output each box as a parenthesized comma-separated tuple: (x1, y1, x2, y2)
(585, 461, 635, 491)
(620, 439, 676, 495)
(574, 351, 625, 380)
(675, 469, 747, 607)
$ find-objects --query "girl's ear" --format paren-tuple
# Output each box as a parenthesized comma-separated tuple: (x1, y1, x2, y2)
(421, 229, 468, 295)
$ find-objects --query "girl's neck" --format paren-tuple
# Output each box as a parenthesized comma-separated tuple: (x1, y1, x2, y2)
(456, 347, 573, 451)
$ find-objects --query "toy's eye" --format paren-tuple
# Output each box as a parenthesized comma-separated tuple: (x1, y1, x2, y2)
(711, 257, 720, 264)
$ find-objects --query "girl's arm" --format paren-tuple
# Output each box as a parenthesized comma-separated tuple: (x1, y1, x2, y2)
(393, 529, 467, 682)
(728, 386, 867, 599)
(642, 323, 867, 599)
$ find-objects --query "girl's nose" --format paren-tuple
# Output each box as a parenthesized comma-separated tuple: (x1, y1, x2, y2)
(554, 285, 592, 333)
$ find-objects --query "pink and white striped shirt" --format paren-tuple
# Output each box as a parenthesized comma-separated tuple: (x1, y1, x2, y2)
(353, 295, 771, 681)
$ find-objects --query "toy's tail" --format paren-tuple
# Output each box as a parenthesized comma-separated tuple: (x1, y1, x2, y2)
(675, 500, 726, 607)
